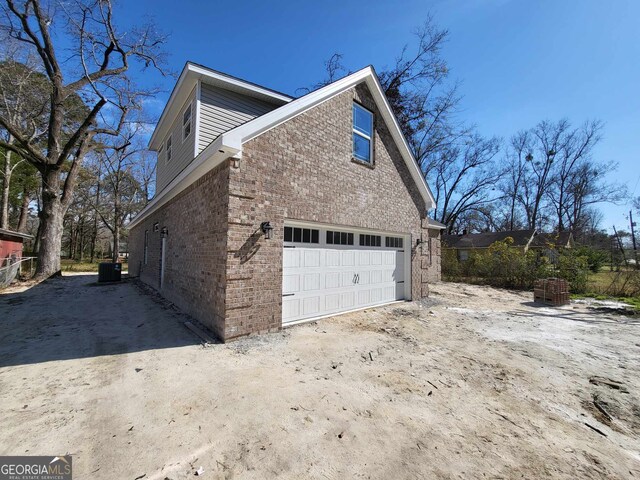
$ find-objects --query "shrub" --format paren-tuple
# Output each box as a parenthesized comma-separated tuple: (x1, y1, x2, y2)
(442, 238, 592, 292)
(573, 246, 608, 273)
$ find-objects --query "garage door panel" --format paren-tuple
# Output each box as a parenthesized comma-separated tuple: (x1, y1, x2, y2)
(385, 286, 396, 301)
(303, 296, 320, 315)
(283, 249, 300, 268)
(303, 273, 320, 291)
(283, 274, 300, 293)
(358, 290, 370, 305)
(303, 250, 321, 267)
(384, 251, 395, 265)
(325, 293, 340, 310)
(282, 233, 407, 324)
(283, 298, 300, 319)
(341, 271, 355, 287)
(325, 272, 340, 289)
(341, 291, 355, 308)
(326, 250, 340, 266)
(371, 287, 382, 303)
(342, 251, 355, 266)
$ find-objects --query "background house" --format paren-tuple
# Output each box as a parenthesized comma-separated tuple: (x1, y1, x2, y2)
(443, 229, 573, 261)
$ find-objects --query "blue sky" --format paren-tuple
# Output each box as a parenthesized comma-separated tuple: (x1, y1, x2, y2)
(122, 0, 640, 233)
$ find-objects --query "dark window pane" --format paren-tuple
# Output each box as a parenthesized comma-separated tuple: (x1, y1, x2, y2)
(326, 231, 333, 244)
(348, 233, 354, 245)
(303, 228, 311, 243)
(376, 236, 381, 247)
(293, 228, 302, 243)
(284, 227, 292, 242)
(398, 238, 403, 248)
(312, 230, 319, 243)
(385, 237, 390, 247)
(360, 235, 365, 246)
(353, 134, 371, 162)
(341, 232, 347, 244)
(366, 235, 371, 246)
(334, 231, 340, 244)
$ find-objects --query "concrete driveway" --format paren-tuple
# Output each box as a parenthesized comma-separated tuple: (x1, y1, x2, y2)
(1, 275, 638, 479)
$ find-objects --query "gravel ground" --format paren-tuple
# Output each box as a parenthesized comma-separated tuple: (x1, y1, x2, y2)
(0, 274, 638, 479)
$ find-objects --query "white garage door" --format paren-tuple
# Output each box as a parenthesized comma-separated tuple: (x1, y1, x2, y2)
(282, 225, 407, 325)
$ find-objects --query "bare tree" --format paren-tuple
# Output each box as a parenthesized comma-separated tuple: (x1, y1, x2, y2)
(92, 119, 148, 262)
(0, 0, 166, 278)
(429, 134, 502, 232)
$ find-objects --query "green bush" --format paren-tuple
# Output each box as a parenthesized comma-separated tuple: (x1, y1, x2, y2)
(443, 238, 591, 292)
(573, 246, 608, 273)
(557, 249, 589, 293)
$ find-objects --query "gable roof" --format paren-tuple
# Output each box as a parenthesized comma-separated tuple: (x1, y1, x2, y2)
(529, 231, 574, 248)
(130, 66, 435, 229)
(0, 228, 33, 240)
(443, 230, 536, 249)
(149, 62, 293, 151)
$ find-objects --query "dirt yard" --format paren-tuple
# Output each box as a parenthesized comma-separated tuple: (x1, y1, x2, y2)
(1, 275, 639, 479)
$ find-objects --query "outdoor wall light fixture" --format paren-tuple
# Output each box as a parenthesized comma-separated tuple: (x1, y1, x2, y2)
(261, 221, 274, 240)
(160, 227, 169, 238)
(416, 238, 424, 246)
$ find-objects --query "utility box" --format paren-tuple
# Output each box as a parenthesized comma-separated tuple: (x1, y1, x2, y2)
(98, 262, 122, 283)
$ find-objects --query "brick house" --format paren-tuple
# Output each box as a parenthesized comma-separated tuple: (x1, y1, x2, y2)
(128, 62, 443, 342)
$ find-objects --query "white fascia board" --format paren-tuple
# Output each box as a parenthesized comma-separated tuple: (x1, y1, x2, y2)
(187, 63, 293, 103)
(149, 63, 193, 151)
(128, 136, 238, 229)
(364, 71, 436, 210)
(223, 66, 436, 210)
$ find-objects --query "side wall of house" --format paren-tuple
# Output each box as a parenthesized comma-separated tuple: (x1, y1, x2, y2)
(420, 222, 442, 294)
(129, 162, 230, 338)
(156, 86, 197, 193)
(223, 83, 430, 340)
(198, 84, 278, 154)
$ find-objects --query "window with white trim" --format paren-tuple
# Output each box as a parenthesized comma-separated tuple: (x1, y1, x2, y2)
(353, 103, 373, 163)
(183, 105, 192, 140)
(385, 236, 403, 248)
(166, 136, 172, 163)
(326, 230, 354, 245)
(360, 234, 381, 247)
(284, 226, 319, 244)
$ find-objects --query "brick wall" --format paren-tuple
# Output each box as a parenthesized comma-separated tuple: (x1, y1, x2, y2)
(224, 83, 431, 340)
(128, 162, 230, 338)
(129, 81, 441, 342)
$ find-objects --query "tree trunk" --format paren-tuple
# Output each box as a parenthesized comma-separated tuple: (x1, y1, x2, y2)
(17, 189, 30, 232)
(112, 223, 120, 263)
(35, 169, 65, 278)
(0, 150, 12, 229)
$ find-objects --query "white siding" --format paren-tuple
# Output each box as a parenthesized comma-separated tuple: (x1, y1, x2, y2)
(156, 86, 197, 193)
(198, 83, 277, 153)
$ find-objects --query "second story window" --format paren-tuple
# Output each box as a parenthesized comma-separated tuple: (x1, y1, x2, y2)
(353, 103, 373, 163)
(183, 104, 192, 140)
(166, 136, 172, 163)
